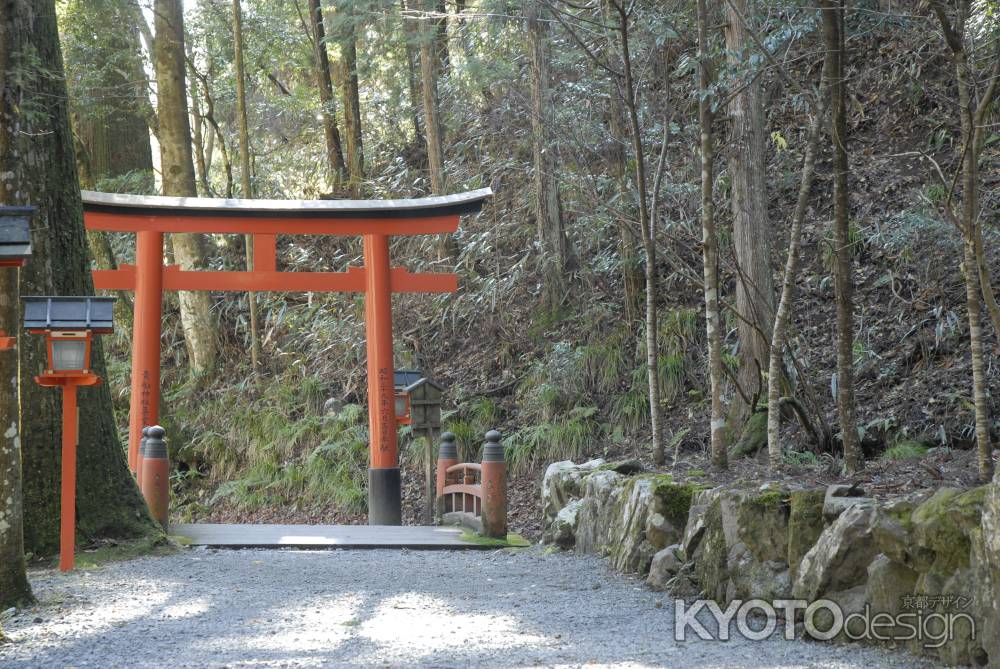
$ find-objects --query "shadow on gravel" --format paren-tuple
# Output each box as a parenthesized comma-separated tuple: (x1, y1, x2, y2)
(0, 548, 934, 669)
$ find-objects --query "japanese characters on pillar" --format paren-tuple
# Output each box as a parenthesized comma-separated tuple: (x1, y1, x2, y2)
(81, 187, 491, 527)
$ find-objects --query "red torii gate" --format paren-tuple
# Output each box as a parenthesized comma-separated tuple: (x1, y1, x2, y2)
(82, 188, 491, 525)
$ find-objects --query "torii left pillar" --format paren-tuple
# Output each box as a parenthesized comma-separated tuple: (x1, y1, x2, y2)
(127, 230, 163, 476)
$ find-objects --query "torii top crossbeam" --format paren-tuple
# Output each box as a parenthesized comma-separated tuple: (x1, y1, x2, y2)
(82, 188, 492, 526)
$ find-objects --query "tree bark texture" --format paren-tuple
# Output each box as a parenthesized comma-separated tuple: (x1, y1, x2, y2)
(723, 0, 775, 421)
(928, 0, 996, 481)
(698, 0, 726, 469)
(1, 0, 157, 563)
(231, 0, 261, 371)
(526, 1, 567, 306)
(613, 4, 662, 464)
(420, 0, 446, 196)
(766, 93, 827, 470)
(335, 3, 364, 196)
(309, 0, 347, 191)
(820, 0, 859, 473)
(154, 0, 218, 375)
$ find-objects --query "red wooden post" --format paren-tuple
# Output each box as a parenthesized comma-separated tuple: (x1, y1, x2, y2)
(128, 230, 163, 475)
(59, 384, 78, 573)
(363, 233, 400, 525)
(480, 430, 507, 539)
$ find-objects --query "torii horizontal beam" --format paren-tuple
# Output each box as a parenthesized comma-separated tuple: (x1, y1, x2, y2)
(93, 265, 458, 293)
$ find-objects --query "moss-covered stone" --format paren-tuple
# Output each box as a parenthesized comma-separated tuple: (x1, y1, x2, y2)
(737, 489, 790, 563)
(729, 411, 768, 458)
(694, 497, 729, 601)
(911, 486, 986, 573)
(787, 489, 825, 584)
(652, 476, 697, 529)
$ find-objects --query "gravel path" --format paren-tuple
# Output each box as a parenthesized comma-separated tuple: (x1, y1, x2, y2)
(1, 547, 936, 668)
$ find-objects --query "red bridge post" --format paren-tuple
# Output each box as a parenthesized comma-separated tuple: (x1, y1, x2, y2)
(480, 430, 507, 539)
(436, 431, 458, 516)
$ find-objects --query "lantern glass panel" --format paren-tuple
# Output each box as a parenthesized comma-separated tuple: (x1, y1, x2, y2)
(52, 339, 86, 371)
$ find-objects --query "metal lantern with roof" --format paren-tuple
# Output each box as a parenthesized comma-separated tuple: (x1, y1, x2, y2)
(23, 296, 115, 573)
(0, 206, 33, 350)
(24, 296, 114, 384)
(0, 206, 33, 267)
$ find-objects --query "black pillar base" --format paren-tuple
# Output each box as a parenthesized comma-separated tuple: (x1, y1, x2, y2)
(368, 467, 402, 525)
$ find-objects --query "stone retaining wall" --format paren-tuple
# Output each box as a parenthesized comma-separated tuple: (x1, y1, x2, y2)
(540, 459, 1000, 667)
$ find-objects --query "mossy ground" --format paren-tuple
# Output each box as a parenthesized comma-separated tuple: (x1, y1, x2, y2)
(459, 531, 531, 548)
(57, 535, 174, 571)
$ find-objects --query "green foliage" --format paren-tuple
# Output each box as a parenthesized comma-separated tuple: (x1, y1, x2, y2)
(505, 406, 600, 475)
(882, 440, 929, 461)
(162, 367, 371, 516)
(783, 450, 820, 467)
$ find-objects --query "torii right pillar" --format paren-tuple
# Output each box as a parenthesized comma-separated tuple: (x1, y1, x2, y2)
(363, 232, 401, 525)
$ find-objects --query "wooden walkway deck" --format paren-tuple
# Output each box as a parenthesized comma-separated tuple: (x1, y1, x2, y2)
(171, 523, 490, 549)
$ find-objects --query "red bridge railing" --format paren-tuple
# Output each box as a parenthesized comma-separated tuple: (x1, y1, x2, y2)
(436, 430, 507, 538)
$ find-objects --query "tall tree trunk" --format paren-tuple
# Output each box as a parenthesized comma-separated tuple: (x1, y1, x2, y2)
(154, 0, 218, 375)
(231, 0, 261, 371)
(608, 93, 642, 322)
(928, 0, 996, 481)
(418, 0, 455, 260)
(0, 244, 31, 607)
(401, 0, 424, 145)
(821, 0, 859, 473)
(697, 0, 726, 469)
(309, 0, 347, 191)
(601, 0, 641, 322)
(1, 0, 157, 564)
(62, 0, 154, 191)
(336, 3, 364, 197)
(766, 93, 828, 470)
(723, 0, 774, 421)
(190, 87, 211, 195)
(526, 1, 567, 307)
(612, 4, 662, 464)
(419, 0, 446, 196)
(434, 0, 450, 77)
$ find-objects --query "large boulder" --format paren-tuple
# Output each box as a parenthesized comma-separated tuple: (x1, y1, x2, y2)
(647, 544, 683, 591)
(577, 473, 694, 574)
(692, 488, 792, 602)
(787, 488, 826, 584)
(541, 458, 605, 526)
(865, 553, 918, 620)
(542, 498, 582, 548)
(793, 502, 879, 601)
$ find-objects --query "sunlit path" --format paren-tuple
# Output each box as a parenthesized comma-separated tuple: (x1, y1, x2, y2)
(1, 548, 934, 669)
